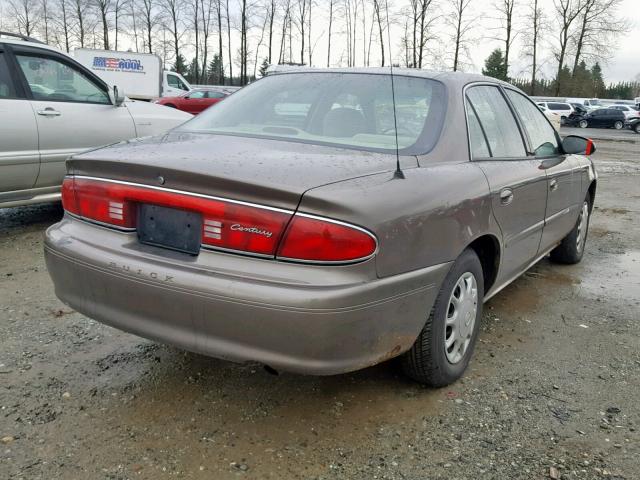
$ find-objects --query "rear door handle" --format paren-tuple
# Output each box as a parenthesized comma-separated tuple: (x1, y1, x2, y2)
(549, 178, 558, 191)
(37, 108, 61, 117)
(499, 188, 514, 205)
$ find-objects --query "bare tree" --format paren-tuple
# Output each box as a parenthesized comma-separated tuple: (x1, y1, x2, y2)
(225, 0, 232, 81)
(72, 0, 90, 47)
(113, 0, 124, 49)
(295, 0, 307, 64)
(94, 0, 110, 49)
(372, 0, 385, 66)
(266, 0, 276, 63)
(552, 0, 586, 95)
(492, 0, 517, 76)
(199, 0, 215, 83)
(140, 0, 156, 53)
(571, 0, 627, 75)
(56, 0, 72, 51)
(278, 0, 291, 63)
(41, 0, 51, 42)
(522, 0, 545, 94)
(410, 0, 438, 68)
(445, 0, 474, 71)
(161, 0, 184, 70)
(327, 0, 333, 66)
(192, 0, 199, 79)
(214, 0, 224, 82)
(9, 0, 40, 36)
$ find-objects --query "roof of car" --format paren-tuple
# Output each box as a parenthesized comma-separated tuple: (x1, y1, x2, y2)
(0, 36, 68, 55)
(267, 65, 512, 88)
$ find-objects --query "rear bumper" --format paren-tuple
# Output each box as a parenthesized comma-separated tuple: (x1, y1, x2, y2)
(44, 216, 451, 375)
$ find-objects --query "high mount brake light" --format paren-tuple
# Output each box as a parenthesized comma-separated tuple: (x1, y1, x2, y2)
(62, 176, 377, 263)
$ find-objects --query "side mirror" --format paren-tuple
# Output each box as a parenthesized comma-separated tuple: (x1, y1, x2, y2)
(562, 135, 596, 156)
(110, 85, 125, 106)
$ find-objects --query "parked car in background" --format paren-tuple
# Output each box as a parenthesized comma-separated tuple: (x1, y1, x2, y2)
(538, 104, 561, 130)
(609, 104, 639, 120)
(569, 103, 588, 116)
(566, 97, 602, 111)
(0, 32, 192, 208)
(45, 69, 597, 387)
(537, 101, 573, 124)
(570, 108, 626, 130)
(74, 48, 192, 100)
(153, 87, 230, 114)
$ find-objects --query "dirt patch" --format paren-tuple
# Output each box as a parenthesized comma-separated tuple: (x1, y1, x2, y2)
(1, 140, 639, 480)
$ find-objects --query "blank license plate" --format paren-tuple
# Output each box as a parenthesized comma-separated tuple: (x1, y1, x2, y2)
(137, 204, 202, 255)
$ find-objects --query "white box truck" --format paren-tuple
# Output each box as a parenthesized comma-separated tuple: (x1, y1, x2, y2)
(74, 48, 192, 100)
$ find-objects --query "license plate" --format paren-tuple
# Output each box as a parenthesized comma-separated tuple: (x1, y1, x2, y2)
(137, 204, 202, 255)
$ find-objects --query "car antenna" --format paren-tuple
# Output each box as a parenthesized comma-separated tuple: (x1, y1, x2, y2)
(383, 0, 404, 179)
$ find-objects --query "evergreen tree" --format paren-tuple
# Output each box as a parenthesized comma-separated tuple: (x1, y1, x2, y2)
(591, 63, 606, 97)
(259, 58, 270, 78)
(482, 49, 508, 81)
(572, 61, 592, 97)
(207, 54, 224, 85)
(173, 54, 188, 75)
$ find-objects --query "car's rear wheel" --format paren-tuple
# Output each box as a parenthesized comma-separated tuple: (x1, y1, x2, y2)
(401, 248, 484, 386)
(614, 120, 624, 130)
(634, 123, 640, 134)
(579, 120, 588, 128)
(550, 196, 591, 264)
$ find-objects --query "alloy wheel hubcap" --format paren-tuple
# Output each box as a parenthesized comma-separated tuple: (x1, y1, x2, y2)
(576, 201, 589, 251)
(444, 272, 478, 364)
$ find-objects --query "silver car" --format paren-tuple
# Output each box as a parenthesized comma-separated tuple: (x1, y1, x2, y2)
(0, 33, 192, 208)
(45, 69, 597, 386)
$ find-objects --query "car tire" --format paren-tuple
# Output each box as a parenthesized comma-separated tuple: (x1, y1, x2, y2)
(550, 196, 591, 265)
(579, 120, 588, 128)
(634, 123, 640, 134)
(401, 248, 484, 387)
(613, 121, 624, 130)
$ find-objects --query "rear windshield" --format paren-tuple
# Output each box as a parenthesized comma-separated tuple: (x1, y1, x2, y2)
(180, 72, 446, 154)
(548, 103, 570, 110)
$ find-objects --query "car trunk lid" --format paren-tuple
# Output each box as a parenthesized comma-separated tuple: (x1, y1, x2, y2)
(67, 132, 406, 211)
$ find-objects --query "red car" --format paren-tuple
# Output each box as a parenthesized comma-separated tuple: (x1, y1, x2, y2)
(154, 88, 229, 114)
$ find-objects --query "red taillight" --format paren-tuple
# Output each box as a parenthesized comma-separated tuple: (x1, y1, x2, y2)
(62, 177, 290, 255)
(62, 176, 378, 263)
(277, 214, 377, 263)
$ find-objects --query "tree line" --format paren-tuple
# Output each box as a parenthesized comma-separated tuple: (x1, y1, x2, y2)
(0, 0, 635, 95)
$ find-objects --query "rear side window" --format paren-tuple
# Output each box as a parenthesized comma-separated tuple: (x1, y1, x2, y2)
(466, 85, 526, 158)
(0, 52, 17, 98)
(506, 90, 559, 157)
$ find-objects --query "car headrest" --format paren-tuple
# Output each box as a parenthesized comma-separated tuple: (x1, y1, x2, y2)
(323, 107, 366, 138)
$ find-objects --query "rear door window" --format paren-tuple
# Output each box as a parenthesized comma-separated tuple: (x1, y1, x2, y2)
(0, 52, 17, 98)
(466, 85, 526, 158)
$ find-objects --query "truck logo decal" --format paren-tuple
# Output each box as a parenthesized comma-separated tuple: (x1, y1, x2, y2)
(93, 57, 145, 73)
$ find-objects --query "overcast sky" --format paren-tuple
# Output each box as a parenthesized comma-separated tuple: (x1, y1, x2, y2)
(471, 0, 640, 83)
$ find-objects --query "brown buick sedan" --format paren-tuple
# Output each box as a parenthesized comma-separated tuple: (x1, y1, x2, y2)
(45, 69, 597, 386)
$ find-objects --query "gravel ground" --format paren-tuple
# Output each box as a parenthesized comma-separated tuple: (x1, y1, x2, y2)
(1, 135, 639, 480)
